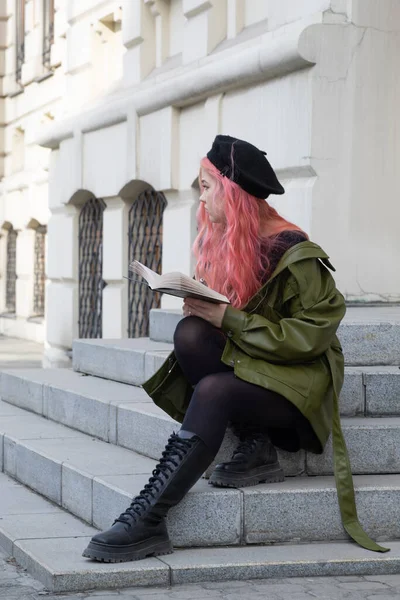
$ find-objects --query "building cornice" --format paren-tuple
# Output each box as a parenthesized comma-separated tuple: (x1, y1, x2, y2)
(36, 16, 320, 149)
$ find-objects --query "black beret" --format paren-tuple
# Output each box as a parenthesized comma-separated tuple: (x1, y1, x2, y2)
(207, 134, 284, 198)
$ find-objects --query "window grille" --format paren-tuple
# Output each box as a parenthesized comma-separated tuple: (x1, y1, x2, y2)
(33, 226, 46, 316)
(6, 229, 18, 312)
(128, 189, 167, 338)
(43, 0, 54, 70)
(16, 0, 25, 83)
(78, 198, 106, 338)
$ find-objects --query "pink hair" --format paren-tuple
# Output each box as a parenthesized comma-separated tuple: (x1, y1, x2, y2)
(193, 157, 307, 309)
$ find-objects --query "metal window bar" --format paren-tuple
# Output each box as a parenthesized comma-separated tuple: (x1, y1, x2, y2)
(33, 226, 46, 316)
(128, 189, 167, 338)
(6, 229, 18, 312)
(78, 198, 106, 339)
(16, 0, 25, 83)
(43, 0, 54, 70)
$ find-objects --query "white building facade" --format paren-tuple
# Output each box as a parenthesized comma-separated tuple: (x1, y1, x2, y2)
(1, 0, 399, 367)
(0, 0, 67, 342)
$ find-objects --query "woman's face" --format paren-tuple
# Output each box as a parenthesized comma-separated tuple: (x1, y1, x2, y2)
(199, 169, 225, 223)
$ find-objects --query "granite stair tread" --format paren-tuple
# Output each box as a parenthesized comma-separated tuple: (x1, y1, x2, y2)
(148, 306, 400, 366)
(1, 473, 399, 593)
(1, 369, 400, 475)
(1, 400, 400, 553)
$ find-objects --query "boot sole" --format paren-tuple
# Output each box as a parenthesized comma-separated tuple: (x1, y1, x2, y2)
(82, 538, 173, 563)
(208, 465, 285, 488)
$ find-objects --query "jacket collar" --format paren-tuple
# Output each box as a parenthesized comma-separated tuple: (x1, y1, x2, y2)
(245, 242, 335, 312)
(267, 241, 335, 285)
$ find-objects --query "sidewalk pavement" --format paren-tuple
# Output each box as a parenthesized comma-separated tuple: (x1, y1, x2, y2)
(2, 548, 400, 600)
(1, 336, 400, 599)
(0, 335, 44, 369)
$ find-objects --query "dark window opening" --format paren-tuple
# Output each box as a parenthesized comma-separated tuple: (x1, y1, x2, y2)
(78, 198, 106, 338)
(6, 228, 18, 312)
(33, 225, 46, 317)
(128, 189, 167, 338)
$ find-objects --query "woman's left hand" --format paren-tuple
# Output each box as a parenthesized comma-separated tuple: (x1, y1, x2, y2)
(183, 298, 228, 329)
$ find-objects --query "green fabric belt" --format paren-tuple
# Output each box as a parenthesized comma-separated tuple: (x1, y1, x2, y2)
(328, 351, 390, 553)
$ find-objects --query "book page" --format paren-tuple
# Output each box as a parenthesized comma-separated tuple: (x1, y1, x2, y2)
(128, 261, 229, 303)
(129, 261, 161, 289)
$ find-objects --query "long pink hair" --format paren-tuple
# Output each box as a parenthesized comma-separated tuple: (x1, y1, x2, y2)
(193, 157, 307, 309)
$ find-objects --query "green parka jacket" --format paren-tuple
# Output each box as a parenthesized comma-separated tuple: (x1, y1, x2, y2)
(142, 241, 389, 554)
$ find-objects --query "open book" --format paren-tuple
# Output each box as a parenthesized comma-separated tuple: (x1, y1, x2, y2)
(128, 260, 230, 304)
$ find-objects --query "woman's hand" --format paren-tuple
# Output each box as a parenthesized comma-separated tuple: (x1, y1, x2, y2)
(183, 298, 228, 329)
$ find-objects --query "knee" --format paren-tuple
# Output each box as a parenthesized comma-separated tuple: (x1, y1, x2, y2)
(173, 315, 206, 353)
(193, 374, 226, 405)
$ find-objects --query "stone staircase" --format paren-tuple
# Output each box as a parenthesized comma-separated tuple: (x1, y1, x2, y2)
(0, 306, 399, 592)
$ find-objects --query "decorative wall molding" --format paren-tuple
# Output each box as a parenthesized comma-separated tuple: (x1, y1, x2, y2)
(36, 16, 321, 149)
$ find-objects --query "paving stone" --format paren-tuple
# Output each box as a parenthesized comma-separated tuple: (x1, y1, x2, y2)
(13, 537, 169, 592)
(306, 418, 400, 475)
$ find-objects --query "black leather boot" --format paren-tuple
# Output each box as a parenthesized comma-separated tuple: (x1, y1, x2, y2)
(83, 433, 214, 562)
(208, 427, 284, 488)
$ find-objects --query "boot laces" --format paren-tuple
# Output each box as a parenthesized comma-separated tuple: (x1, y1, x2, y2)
(114, 433, 194, 526)
(233, 433, 267, 458)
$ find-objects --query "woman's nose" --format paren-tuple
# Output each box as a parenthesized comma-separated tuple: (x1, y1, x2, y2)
(199, 194, 206, 203)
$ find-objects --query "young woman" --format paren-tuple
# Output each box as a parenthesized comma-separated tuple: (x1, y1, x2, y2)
(83, 135, 388, 563)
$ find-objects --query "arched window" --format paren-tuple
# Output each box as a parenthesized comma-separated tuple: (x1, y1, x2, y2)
(78, 198, 106, 338)
(15, 0, 25, 84)
(6, 227, 18, 312)
(43, 0, 55, 71)
(128, 189, 167, 338)
(33, 225, 47, 317)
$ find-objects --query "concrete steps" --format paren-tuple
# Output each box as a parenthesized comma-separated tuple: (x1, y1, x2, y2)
(148, 306, 400, 366)
(0, 304, 399, 592)
(1, 399, 400, 550)
(1, 368, 400, 476)
(1, 474, 398, 594)
(70, 335, 400, 397)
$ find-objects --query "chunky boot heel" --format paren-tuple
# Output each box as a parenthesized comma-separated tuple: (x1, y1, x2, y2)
(83, 532, 173, 563)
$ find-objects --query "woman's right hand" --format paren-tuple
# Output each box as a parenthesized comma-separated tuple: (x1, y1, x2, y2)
(182, 300, 192, 317)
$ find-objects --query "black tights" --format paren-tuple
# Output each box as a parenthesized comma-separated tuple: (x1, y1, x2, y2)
(174, 316, 301, 456)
